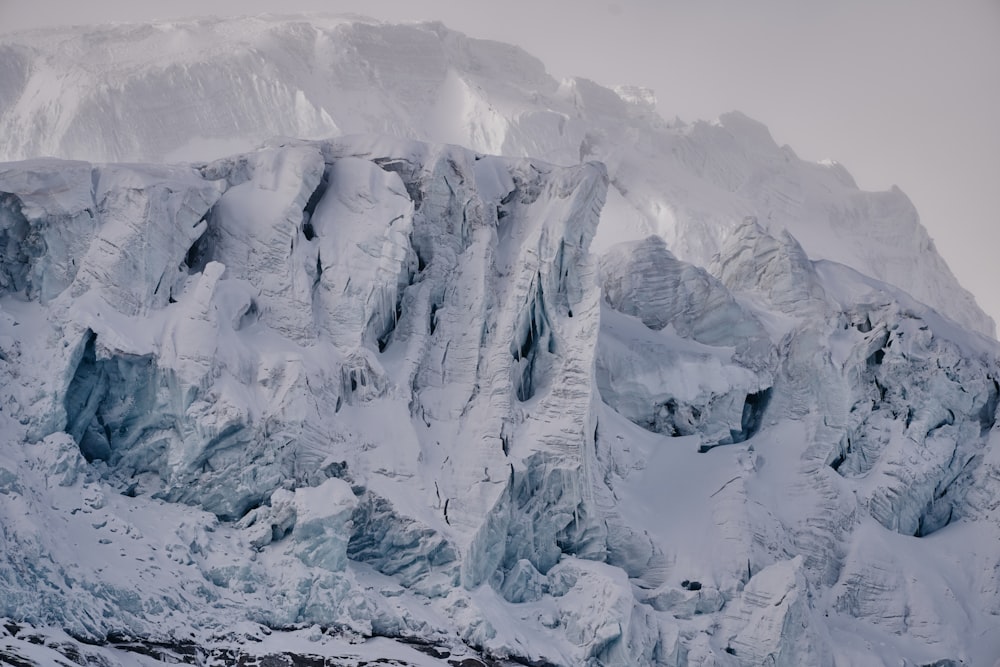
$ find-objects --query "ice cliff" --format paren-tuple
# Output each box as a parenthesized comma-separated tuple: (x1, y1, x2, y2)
(1, 132, 999, 666)
(0, 15, 999, 667)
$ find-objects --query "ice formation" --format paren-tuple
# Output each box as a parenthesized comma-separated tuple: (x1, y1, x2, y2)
(0, 15, 998, 667)
(0, 16, 992, 338)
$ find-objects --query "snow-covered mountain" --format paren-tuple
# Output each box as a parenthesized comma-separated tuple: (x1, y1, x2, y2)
(0, 15, 992, 339)
(1, 15, 999, 667)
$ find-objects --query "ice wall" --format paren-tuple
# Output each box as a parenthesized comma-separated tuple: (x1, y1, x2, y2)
(0, 138, 669, 665)
(1, 138, 999, 665)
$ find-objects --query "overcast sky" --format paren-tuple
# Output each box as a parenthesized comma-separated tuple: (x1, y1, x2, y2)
(2, 0, 998, 333)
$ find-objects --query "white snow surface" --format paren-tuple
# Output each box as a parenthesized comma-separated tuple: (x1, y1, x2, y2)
(0, 133, 998, 666)
(0, 16, 998, 667)
(0, 15, 992, 338)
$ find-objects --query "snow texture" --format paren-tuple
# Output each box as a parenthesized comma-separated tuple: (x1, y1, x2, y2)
(0, 15, 992, 338)
(0, 16, 999, 667)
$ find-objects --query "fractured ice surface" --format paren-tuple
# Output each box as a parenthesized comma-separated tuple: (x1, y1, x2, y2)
(1, 94, 999, 667)
(597, 235, 775, 445)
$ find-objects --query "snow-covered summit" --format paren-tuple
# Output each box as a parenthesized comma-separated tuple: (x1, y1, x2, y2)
(0, 15, 992, 337)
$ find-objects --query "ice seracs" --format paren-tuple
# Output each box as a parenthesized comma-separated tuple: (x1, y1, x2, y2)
(1, 134, 999, 665)
(1, 16, 999, 667)
(597, 234, 775, 445)
(4, 137, 661, 665)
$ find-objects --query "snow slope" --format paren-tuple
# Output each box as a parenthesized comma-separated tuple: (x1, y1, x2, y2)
(1, 135, 999, 666)
(0, 15, 992, 338)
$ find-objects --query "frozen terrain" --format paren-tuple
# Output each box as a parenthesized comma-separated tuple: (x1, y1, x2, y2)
(0, 15, 998, 667)
(2, 134, 999, 666)
(0, 15, 992, 338)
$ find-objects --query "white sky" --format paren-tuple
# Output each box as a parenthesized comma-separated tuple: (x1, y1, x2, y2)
(2, 0, 998, 333)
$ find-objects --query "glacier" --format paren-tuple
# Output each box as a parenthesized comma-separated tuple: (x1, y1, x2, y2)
(0, 15, 992, 339)
(0, 15, 998, 667)
(1, 134, 999, 666)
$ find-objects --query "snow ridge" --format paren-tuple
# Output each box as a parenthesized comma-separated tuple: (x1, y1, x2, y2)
(0, 16, 992, 337)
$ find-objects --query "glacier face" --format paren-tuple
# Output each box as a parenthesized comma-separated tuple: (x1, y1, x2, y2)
(1, 134, 999, 666)
(1, 138, 633, 664)
(1, 15, 999, 667)
(0, 16, 993, 338)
